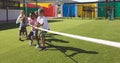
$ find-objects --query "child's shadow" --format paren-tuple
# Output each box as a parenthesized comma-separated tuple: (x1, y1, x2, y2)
(45, 33, 98, 63)
(45, 33, 69, 43)
(46, 43, 98, 63)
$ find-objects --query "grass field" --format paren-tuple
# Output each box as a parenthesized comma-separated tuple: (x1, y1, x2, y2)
(0, 18, 120, 63)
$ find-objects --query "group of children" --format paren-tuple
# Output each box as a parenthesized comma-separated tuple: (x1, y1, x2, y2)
(16, 8, 50, 50)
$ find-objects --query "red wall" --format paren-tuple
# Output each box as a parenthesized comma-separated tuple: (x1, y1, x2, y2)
(43, 5, 56, 17)
(24, 3, 56, 17)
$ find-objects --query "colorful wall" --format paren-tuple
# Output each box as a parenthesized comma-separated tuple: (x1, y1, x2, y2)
(97, 3, 106, 17)
(98, 2, 120, 18)
(115, 2, 120, 17)
(77, 3, 96, 18)
(62, 4, 76, 17)
(20, 3, 57, 17)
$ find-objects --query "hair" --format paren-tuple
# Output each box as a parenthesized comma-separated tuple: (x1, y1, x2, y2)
(29, 12, 35, 17)
(38, 8, 44, 13)
(31, 12, 35, 15)
(20, 10, 24, 14)
(35, 11, 38, 14)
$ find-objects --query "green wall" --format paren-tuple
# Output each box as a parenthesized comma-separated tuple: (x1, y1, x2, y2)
(116, 2, 120, 17)
(20, 7, 38, 16)
(98, 2, 120, 18)
(98, 3, 106, 17)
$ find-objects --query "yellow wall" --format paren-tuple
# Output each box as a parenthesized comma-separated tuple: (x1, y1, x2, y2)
(77, 5, 83, 17)
(77, 4, 96, 18)
(20, 3, 53, 8)
(31, 3, 53, 8)
(20, 4, 23, 7)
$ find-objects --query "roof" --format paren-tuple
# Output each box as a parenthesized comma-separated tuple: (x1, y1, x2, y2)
(21, 0, 120, 4)
(25, 0, 75, 3)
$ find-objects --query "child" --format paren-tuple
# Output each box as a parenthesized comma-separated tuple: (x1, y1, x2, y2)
(28, 12, 40, 47)
(16, 10, 28, 41)
(37, 8, 50, 50)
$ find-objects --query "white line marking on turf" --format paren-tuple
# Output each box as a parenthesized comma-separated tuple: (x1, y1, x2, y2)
(38, 28, 120, 48)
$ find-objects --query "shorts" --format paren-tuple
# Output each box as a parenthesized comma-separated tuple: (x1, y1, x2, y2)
(19, 26, 27, 32)
(17, 23, 20, 27)
(40, 31, 47, 37)
(28, 29, 38, 37)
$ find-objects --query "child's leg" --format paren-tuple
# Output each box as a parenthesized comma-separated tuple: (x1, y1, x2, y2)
(25, 29, 28, 38)
(28, 31, 33, 40)
(19, 26, 24, 40)
(41, 35, 45, 48)
(35, 30, 40, 48)
(23, 27, 28, 38)
(19, 29, 22, 40)
(29, 36, 33, 45)
(19, 26, 22, 41)
(40, 31, 46, 50)
(28, 31, 34, 46)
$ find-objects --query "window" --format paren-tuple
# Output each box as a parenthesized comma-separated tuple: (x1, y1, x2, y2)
(0, 0, 20, 9)
(0, 0, 4, 8)
(7, 0, 20, 9)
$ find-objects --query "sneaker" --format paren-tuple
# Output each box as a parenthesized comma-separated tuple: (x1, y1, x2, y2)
(36, 44, 40, 48)
(29, 41, 33, 46)
(19, 38, 21, 41)
(40, 47, 46, 51)
(19, 38, 24, 41)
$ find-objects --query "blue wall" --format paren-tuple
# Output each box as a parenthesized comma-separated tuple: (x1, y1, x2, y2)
(62, 4, 76, 17)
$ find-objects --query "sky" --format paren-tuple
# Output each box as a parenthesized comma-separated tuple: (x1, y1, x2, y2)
(73, 0, 98, 2)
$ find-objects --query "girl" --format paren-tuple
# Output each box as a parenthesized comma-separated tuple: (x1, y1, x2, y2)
(16, 10, 28, 41)
(28, 12, 40, 47)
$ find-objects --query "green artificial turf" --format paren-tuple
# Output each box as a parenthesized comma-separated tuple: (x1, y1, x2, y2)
(0, 18, 120, 63)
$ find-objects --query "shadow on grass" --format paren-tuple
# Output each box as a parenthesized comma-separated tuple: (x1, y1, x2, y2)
(0, 22, 18, 31)
(48, 19, 63, 23)
(46, 43, 98, 56)
(46, 39, 69, 43)
(45, 33, 58, 37)
(46, 43, 98, 63)
(45, 34, 98, 63)
(45, 33, 98, 55)
(45, 33, 69, 43)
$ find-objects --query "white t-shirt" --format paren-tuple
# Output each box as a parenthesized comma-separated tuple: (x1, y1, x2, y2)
(16, 14, 25, 24)
(37, 16, 50, 30)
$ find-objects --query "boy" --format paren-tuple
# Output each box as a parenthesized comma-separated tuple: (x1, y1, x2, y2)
(37, 8, 50, 50)
(16, 10, 28, 41)
(28, 12, 40, 47)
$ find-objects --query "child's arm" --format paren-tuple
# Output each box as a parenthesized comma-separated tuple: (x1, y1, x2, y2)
(33, 22, 44, 29)
(27, 17, 33, 27)
(16, 15, 22, 24)
(28, 21, 33, 27)
(37, 22, 44, 27)
(25, 17, 28, 26)
(37, 19, 44, 27)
